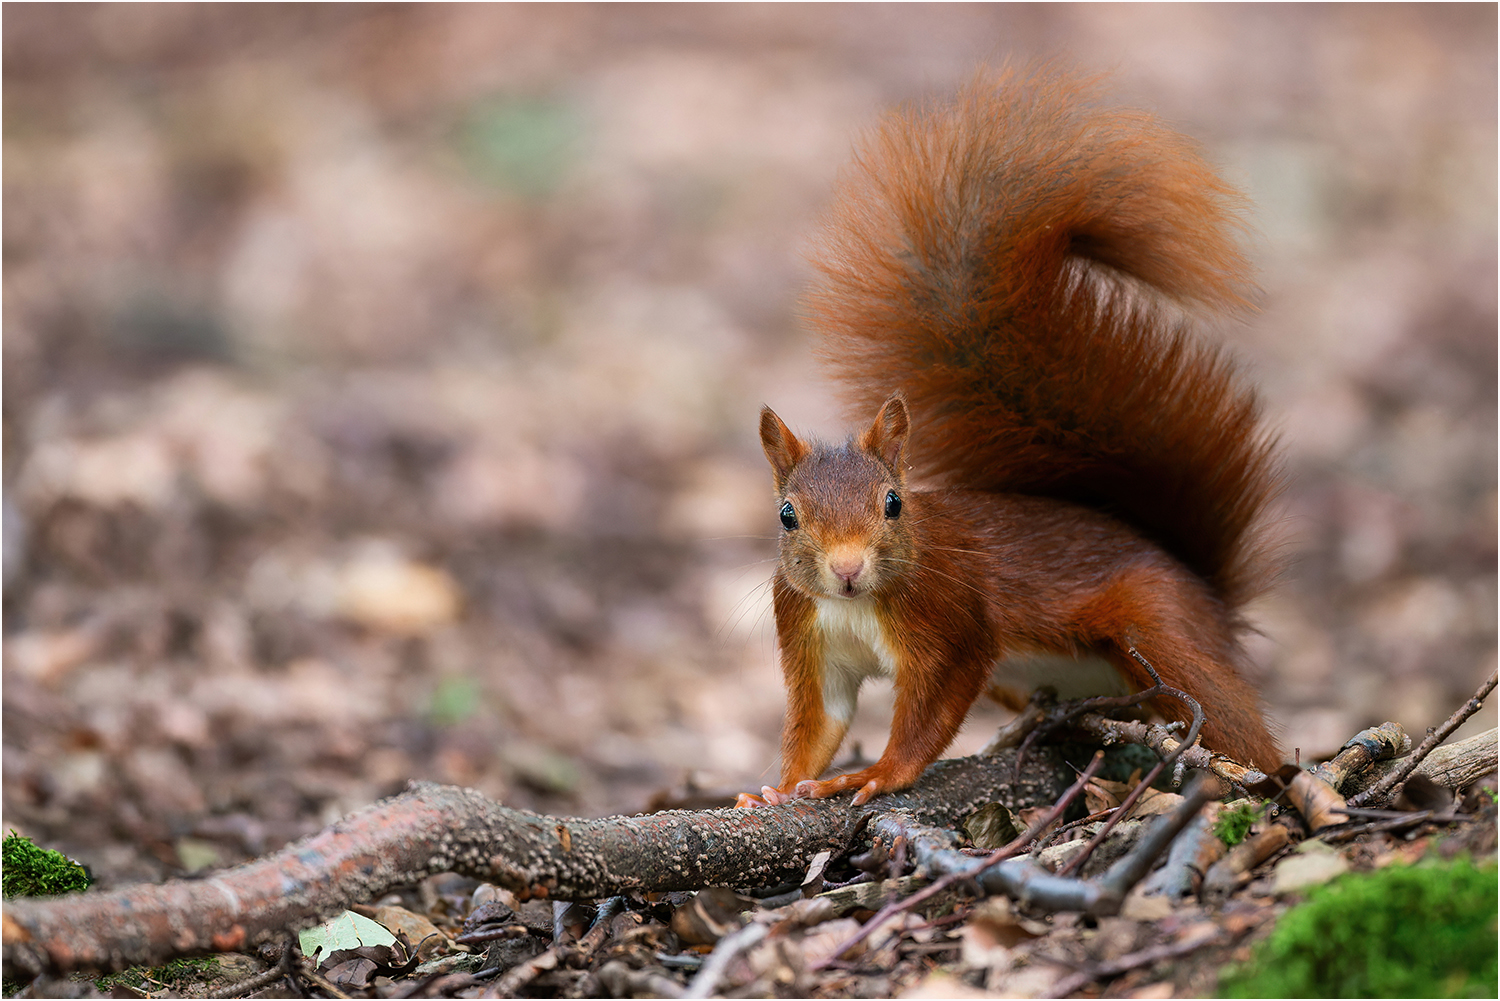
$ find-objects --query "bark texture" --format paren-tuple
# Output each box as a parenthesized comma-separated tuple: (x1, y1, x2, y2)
(2, 748, 1070, 977)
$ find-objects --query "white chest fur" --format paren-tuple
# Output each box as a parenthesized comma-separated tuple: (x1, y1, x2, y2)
(808, 601, 1132, 728)
(812, 597, 897, 725)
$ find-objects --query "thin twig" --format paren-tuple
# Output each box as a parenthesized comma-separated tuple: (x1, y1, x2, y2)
(1348, 669, 1496, 807)
(299, 958, 354, 1000)
(486, 946, 559, 998)
(575, 896, 626, 956)
(1056, 765, 1164, 878)
(1046, 926, 1226, 998)
(682, 923, 768, 999)
(1093, 775, 1220, 901)
(1017, 646, 1206, 781)
(808, 751, 1107, 972)
(1017, 688, 1160, 780)
(1076, 714, 1256, 790)
(1317, 810, 1436, 844)
(1058, 647, 1204, 876)
(1032, 808, 1113, 854)
(205, 940, 294, 999)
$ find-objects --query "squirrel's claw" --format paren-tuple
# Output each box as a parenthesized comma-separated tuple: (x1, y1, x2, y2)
(850, 779, 881, 806)
(792, 773, 888, 803)
(735, 784, 799, 808)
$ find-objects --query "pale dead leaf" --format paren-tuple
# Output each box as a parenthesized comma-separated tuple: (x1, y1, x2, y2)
(1272, 841, 1350, 894)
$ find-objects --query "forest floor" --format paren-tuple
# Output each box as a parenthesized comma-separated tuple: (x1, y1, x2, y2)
(3, 6, 1495, 998)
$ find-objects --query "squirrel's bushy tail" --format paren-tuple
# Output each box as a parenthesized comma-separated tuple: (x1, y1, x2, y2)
(806, 66, 1281, 606)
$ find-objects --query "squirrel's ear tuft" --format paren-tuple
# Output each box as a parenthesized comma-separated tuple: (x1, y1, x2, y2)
(760, 406, 809, 490)
(860, 394, 909, 471)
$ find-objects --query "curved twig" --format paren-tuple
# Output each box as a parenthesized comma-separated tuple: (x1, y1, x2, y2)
(1016, 645, 1206, 786)
(1057, 647, 1205, 876)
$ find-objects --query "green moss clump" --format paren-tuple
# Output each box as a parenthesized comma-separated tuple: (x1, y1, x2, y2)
(1213, 800, 1263, 846)
(1, 831, 91, 899)
(1220, 857, 1498, 998)
(2, 834, 95, 997)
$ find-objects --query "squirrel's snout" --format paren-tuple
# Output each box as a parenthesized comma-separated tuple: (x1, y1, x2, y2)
(827, 555, 867, 595)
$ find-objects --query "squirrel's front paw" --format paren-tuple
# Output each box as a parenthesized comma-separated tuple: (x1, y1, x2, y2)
(793, 774, 883, 805)
(734, 785, 797, 808)
(795, 765, 917, 805)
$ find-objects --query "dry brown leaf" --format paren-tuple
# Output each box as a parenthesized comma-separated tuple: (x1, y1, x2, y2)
(369, 905, 450, 962)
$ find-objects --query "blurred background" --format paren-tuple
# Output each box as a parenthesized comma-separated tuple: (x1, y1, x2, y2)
(3, 4, 1494, 887)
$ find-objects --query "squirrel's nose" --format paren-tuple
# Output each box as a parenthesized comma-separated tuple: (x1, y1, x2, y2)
(830, 558, 865, 585)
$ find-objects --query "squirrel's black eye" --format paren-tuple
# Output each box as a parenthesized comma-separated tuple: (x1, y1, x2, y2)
(884, 490, 902, 519)
(779, 501, 798, 531)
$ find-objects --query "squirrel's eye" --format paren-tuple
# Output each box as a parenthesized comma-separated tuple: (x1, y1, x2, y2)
(884, 490, 902, 519)
(779, 501, 798, 531)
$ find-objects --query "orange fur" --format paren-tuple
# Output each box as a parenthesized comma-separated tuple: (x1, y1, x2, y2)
(738, 67, 1284, 808)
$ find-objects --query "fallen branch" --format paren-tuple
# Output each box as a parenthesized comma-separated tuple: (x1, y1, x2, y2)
(1349, 670, 1497, 807)
(2, 747, 1070, 978)
(1138, 800, 1226, 900)
(1202, 824, 1292, 899)
(1399, 727, 1499, 793)
(596, 959, 687, 999)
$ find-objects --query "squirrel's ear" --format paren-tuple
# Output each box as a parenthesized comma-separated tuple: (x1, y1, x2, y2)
(860, 394, 909, 471)
(760, 406, 809, 489)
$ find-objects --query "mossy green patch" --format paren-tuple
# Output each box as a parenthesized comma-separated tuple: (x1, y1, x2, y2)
(1, 831, 91, 899)
(3, 834, 94, 996)
(1212, 800, 1263, 846)
(1220, 857, 1498, 998)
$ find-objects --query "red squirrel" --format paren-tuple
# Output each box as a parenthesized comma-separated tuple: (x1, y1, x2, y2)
(738, 68, 1283, 808)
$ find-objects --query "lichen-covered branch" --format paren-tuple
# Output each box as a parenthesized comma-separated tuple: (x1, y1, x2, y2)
(2, 748, 1069, 978)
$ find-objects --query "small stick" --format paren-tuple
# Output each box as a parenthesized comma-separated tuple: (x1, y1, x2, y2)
(1016, 646, 1206, 782)
(1017, 688, 1158, 780)
(682, 923, 768, 999)
(1310, 722, 1410, 794)
(1076, 714, 1254, 789)
(486, 947, 559, 998)
(575, 896, 626, 957)
(1318, 810, 1435, 844)
(1034, 809, 1117, 854)
(299, 958, 354, 1000)
(454, 923, 529, 947)
(206, 940, 295, 999)
(1046, 925, 1226, 998)
(1058, 648, 1204, 876)
(1349, 669, 1497, 807)
(808, 751, 1107, 972)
